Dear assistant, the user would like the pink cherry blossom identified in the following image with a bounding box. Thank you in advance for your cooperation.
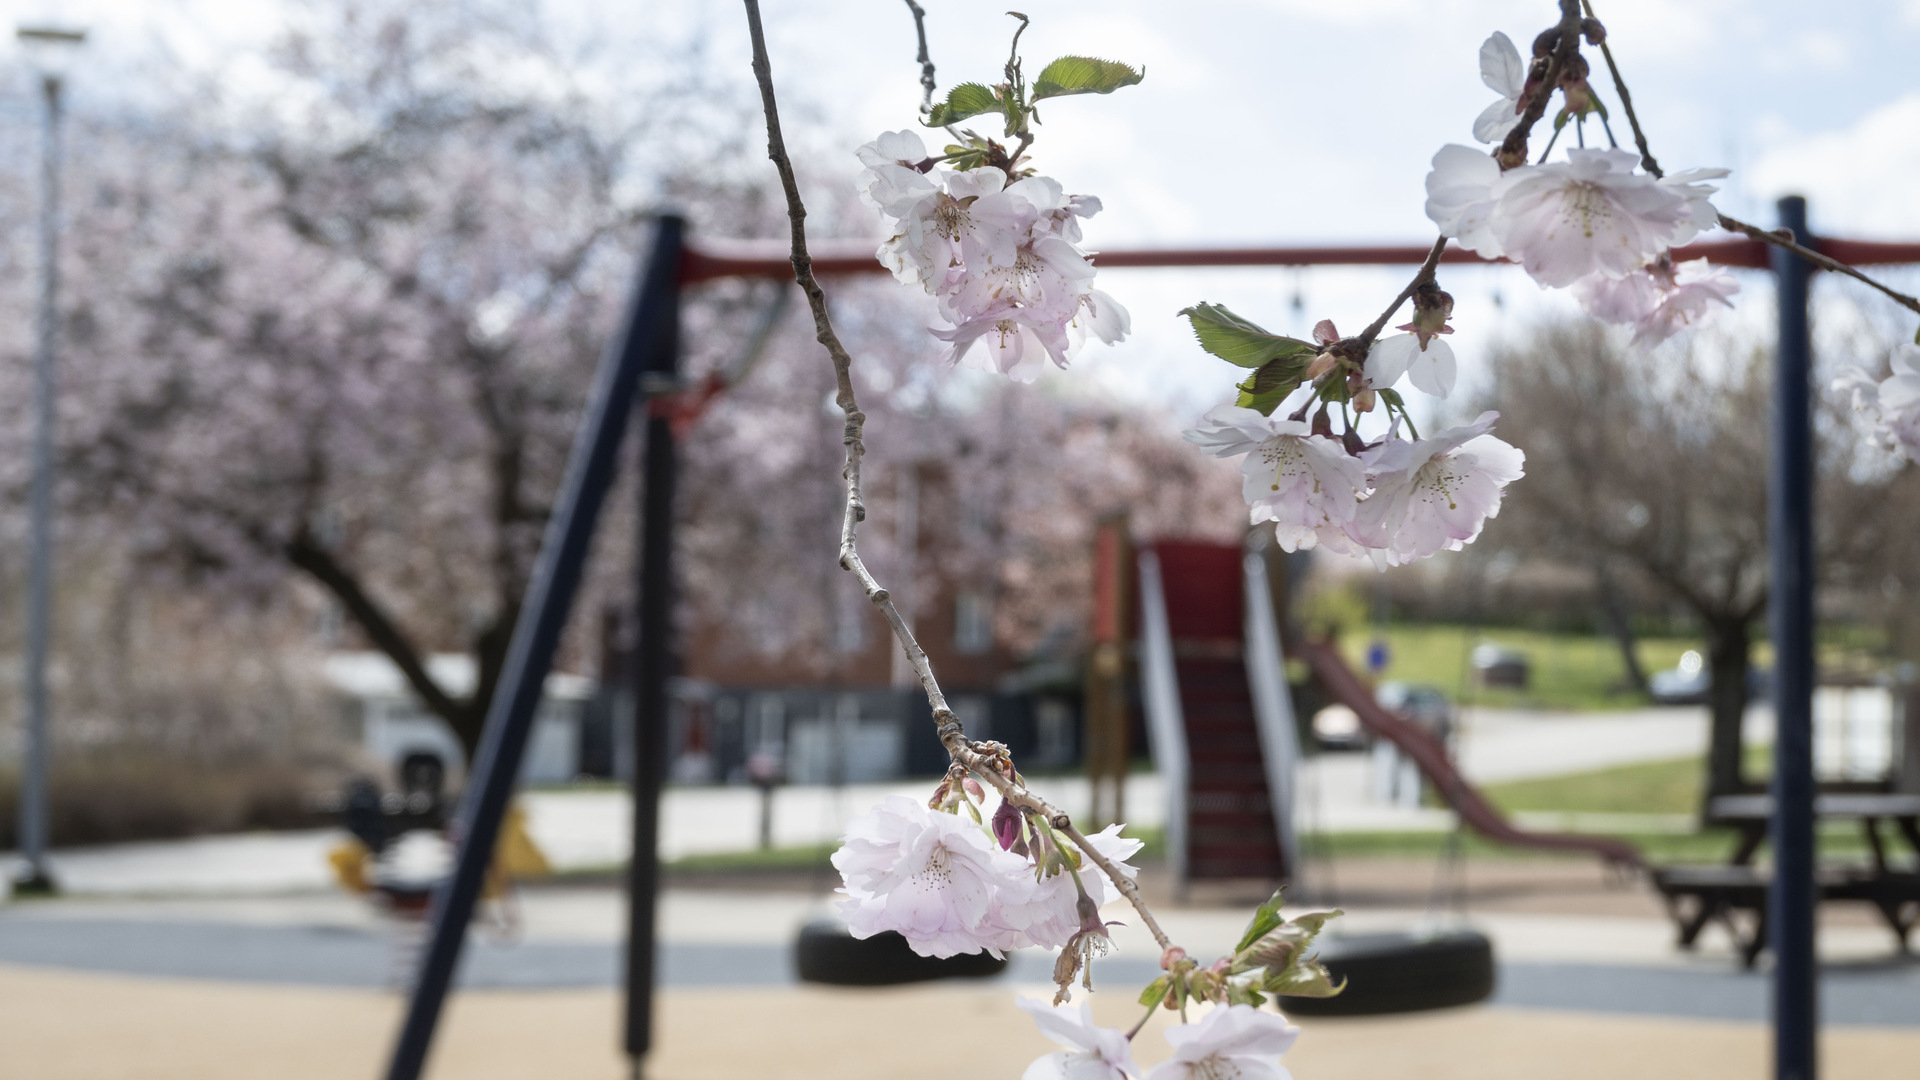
[832,795,1034,958]
[1145,1005,1301,1080]
[1490,148,1691,287]
[1572,258,1740,346]
[1349,413,1526,567]
[1017,997,1138,1080]
[857,132,1129,378]
[1184,405,1370,553]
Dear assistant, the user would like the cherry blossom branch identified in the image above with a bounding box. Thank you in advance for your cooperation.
[1714,212,1920,318]
[1494,0,1587,170]
[1356,236,1449,347]
[741,0,1175,954]
[1575,1,1920,320]
[902,0,938,114]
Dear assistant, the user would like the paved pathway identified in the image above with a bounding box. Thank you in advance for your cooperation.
[0,703,1757,896]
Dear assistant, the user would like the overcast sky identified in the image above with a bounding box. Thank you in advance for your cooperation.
[10,0,1920,422]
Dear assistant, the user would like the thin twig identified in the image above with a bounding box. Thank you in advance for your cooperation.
[740,0,1174,953]
[1357,237,1449,347]
[902,0,938,114]
[1717,213,1920,318]
[1580,0,1660,177]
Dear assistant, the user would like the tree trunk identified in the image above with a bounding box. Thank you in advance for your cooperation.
[1593,557,1648,694]
[1703,617,1753,804]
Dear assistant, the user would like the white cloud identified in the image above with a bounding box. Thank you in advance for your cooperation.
[1746,93,1920,234]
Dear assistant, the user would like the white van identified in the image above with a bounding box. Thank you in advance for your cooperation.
[322,651,591,793]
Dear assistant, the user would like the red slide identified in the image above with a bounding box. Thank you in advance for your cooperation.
[1300,641,1644,870]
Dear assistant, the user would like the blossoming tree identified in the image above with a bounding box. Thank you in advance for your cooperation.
[737,0,1920,1073]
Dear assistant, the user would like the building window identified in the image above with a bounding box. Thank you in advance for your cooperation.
[953,589,993,655]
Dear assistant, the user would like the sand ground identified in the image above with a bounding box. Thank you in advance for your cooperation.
[4,961,1917,1080]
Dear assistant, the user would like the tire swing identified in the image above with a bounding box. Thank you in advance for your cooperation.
[795,918,1008,986]
[1278,927,1495,1016]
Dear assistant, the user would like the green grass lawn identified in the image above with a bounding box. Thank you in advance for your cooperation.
[1315,620,1889,713]
[1334,624,1701,711]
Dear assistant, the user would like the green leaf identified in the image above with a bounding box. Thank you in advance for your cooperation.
[1181,303,1318,370]
[1031,56,1144,101]
[1138,975,1171,1008]
[1234,890,1289,953]
[1378,387,1406,413]
[1267,954,1345,999]
[926,83,1003,127]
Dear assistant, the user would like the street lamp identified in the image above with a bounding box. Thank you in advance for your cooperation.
[12,23,85,896]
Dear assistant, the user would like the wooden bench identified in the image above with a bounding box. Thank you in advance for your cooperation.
[1652,864,1920,968]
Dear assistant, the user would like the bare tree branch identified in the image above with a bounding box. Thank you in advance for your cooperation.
[902,0,938,114]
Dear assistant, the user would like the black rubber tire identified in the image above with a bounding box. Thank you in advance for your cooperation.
[794,917,1010,986]
[1279,929,1495,1015]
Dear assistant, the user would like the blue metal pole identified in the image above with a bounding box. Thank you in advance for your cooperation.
[1768,194,1817,1080]
[624,249,680,1066]
[382,215,684,1080]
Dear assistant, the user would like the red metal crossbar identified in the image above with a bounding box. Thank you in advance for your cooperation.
[680,236,1920,284]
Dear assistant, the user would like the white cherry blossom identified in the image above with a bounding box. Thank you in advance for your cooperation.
[1833,344,1920,461]
[855,130,939,218]
[832,795,1034,958]
[1017,997,1138,1080]
[992,824,1143,950]
[1660,167,1730,246]
[1489,148,1690,287]
[1350,412,1526,567]
[1472,32,1526,144]
[1145,1005,1301,1080]
[1184,405,1370,553]
[1366,333,1457,398]
[1423,144,1508,256]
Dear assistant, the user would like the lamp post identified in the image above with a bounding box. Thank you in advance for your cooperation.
[12,24,85,896]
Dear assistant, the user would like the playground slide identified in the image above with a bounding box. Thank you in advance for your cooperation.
[1299,641,1644,870]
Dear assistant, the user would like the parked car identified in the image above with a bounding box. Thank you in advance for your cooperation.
[1470,643,1530,688]
[1648,650,1709,704]
[1647,650,1773,704]
[1377,680,1454,743]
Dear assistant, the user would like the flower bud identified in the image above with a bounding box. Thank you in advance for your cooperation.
[1354,387,1377,414]
[991,798,1028,854]
[1160,946,1188,971]
[1305,350,1338,382]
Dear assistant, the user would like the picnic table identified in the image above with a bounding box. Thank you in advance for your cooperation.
[1651,793,1920,966]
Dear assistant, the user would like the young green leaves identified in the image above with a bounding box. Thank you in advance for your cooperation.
[1032,56,1146,101]
[924,53,1143,137]
[926,82,1004,128]
[1136,890,1343,1017]
[1224,890,1343,1006]
[1180,303,1318,416]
